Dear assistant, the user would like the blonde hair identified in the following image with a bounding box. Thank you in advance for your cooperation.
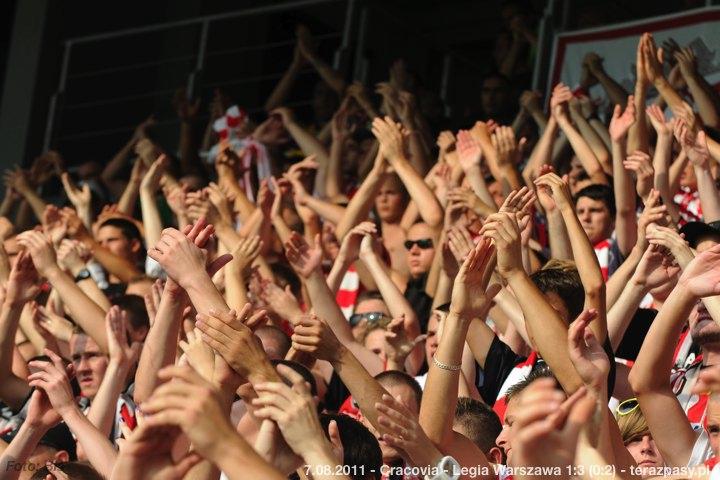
[617,407,650,444]
[542,259,577,272]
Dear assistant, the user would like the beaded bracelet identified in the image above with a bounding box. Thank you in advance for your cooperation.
[432,356,462,371]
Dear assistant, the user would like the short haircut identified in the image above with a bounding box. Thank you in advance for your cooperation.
[574,184,616,217]
[375,370,423,409]
[453,397,502,454]
[530,266,584,321]
[255,325,291,359]
[113,294,149,334]
[99,218,143,244]
[504,364,556,403]
[616,406,650,445]
[30,462,102,480]
[357,290,384,303]
[320,413,382,480]
[271,359,317,397]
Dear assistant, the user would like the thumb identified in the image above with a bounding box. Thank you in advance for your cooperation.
[207,253,233,277]
[328,419,344,460]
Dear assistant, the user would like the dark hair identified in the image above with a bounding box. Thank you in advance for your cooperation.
[255,326,291,360]
[113,294,149,336]
[320,414,382,480]
[481,71,512,88]
[574,184,616,217]
[454,397,502,455]
[530,267,584,321]
[30,461,103,480]
[271,359,318,397]
[99,218,143,244]
[504,364,556,403]
[357,290,384,303]
[435,302,451,313]
[375,371,422,409]
[270,262,302,298]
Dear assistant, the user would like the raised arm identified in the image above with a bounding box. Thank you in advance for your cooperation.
[609,97,639,256]
[584,52,629,110]
[675,122,720,222]
[675,46,720,129]
[481,212,584,394]
[17,231,109,353]
[139,155,168,250]
[647,105,681,223]
[334,150,386,240]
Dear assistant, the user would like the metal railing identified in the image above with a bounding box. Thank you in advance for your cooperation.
[43,0,356,152]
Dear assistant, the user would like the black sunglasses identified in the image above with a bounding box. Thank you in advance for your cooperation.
[349,311,386,327]
[404,239,434,250]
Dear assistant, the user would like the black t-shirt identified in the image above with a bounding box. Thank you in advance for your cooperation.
[323,370,351,412]
[476,334,617,405]
[404,274,433,333]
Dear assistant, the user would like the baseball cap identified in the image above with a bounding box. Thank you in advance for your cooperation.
[1,421,77,460]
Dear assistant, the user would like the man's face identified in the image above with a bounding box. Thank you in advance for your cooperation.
[405,223,436,278]
[361,382,419,463]
[575,196,613,244]
[375,176,405,223]
[624,433,664,474]
[22,446,69,480]
[425,312,442,364]
[706,398,720,458]
[496,395,520,465]
[689,302,720,347]
[97,225,137,260]
[70,333,109,399]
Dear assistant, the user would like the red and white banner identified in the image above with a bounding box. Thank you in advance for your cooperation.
[547,7,720,106]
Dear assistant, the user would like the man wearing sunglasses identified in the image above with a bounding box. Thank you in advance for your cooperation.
[403,222,438,332]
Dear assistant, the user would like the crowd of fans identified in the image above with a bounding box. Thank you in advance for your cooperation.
[2,15,720,480]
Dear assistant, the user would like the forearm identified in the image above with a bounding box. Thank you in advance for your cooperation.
[178,121,201,175]
[694,166,720,222]
[465,166,498,213]
[547,211,573,260]
[325,139,344,199]
[62,407,118,479]
[305,272,354,345]
[140,190,163,251]
[523,117,558,182]
[573,113,611,175]
[361,253,419,333]
[325,256,350,294]
[225,267,250,312]
[607,278,648,350]
[45,267,109,352]
[628,84,649,154]
[265,62,301,111]
[594,70,629,110]
[0,302,23,381]
[81,238,142,283]
[210,431,285,480]
[87,361,130,435]
[133,291,186,403]
[17,188,47,222]
[270,212,293,247]
[394,158,443,227]
[685,75,720,128]
[653,134,681,222]
[334,169,383,240]
[286,122,330,165]
[491,286,531,346]
[331,346,388,429]
[307,55,346,96]
[589,118,611,150]
[506,271,584,393]
[405,130,430,174]
[611,138,637,255]
[214,221,242,252]
[117,180,141,216]
[303,196,345,225]
[557,120,606,183]
[630,286,695,392]
[419,312,466,445]
[606,246,642,309]
[0,422,47,480]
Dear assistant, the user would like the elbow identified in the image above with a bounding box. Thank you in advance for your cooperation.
[424,208,443,228]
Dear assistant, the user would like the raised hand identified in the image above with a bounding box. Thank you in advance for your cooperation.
[512,379,596,470]
[60,172,91,214]
[533,172,573,212]
[375,393,442,468]
[16,231,58,278]
[678,243,720,297]
[674,119,710,169]
[179,329,215,381]
[624,150,654,200]
[284,232,322,278]
[480,212,522,279]
[449,236,499,318]
[105,306,141,369]
[519,90,543,114]
[436,131,456,153]
[636,189,668,250]
[337,221,376,265]
[57,239,90,276]
[646,225,694,269]
[371,116,405,164]
[290,313,344,363]
[491,126,526,167]
[140,154,169,194]
[3,167,32,194]
[27,349,76,417]
[252,364,332,460]
[675,46,698,80]
[608,96,636,141]
[446,225,475,265]
[229,235,262,274]
[256,278,303,323]
[455,130,482,172]
[384,315,426,367]
[568,309,609,391]
[24,388,61,431]
[646,104,672,137]
[549,83,573,123]
[35,303,74,343]
[195,304,274,383]
[4,250,40,306]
